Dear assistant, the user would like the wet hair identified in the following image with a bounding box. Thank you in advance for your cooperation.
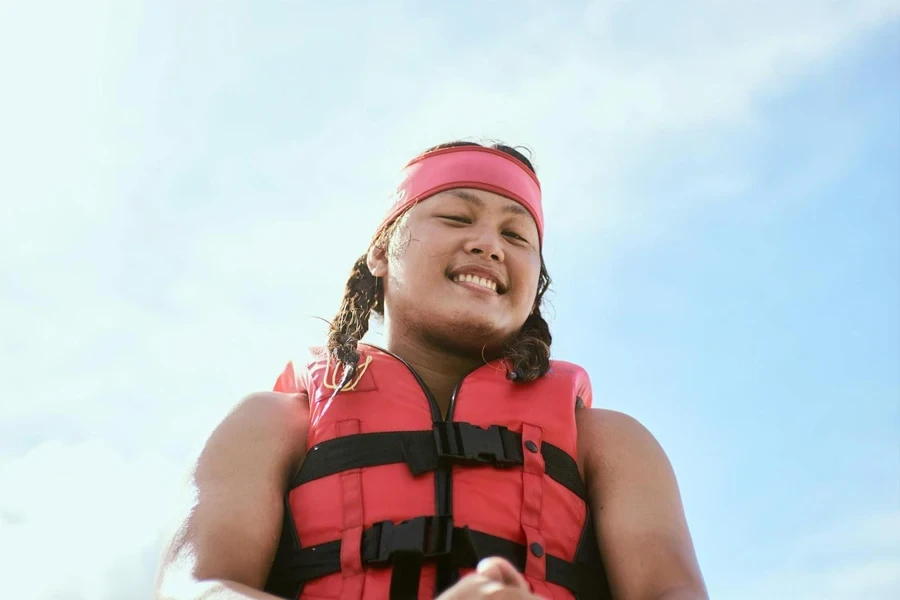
[326,140,553,388]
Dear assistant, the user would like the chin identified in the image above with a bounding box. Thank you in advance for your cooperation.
[423,315,516,356]
[424,331,507,359]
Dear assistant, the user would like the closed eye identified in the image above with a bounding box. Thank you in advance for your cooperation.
[440,215,471,224]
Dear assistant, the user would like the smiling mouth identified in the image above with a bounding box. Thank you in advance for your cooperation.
[450,273,504,294]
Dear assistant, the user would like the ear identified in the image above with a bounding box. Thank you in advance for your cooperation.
[366,244,388,278]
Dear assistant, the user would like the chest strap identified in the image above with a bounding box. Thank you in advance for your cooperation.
[292,422,587,501]
[266,515,609,600]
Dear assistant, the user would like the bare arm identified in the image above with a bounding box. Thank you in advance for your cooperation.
[577,409,708,600]
[154,392,310,600]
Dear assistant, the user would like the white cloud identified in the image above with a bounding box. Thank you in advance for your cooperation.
[0,440,185,600]
[722,510,900,600]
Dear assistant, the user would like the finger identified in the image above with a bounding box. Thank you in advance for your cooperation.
[476,557,529,589]
[436,573,505,600]
[490,589,542,600]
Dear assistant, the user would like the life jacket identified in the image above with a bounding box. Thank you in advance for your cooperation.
[264,344,611,600]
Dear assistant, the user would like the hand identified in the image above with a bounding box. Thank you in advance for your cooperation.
[435,557,544,599]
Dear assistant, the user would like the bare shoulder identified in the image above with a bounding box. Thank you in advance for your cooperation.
[575,408,672,488]
[575,406,647,435]
[220,391,310,441]
[206,391,311,478]
[576,408,663,458]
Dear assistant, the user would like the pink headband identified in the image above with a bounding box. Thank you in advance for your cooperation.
[375,146,544,244]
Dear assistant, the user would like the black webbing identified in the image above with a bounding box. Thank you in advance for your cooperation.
[294,431,437,484]
[293,423,587,501]
[452,528,606,599]
[266,516,452,600]
[388,552,424,600]
[266,519,605,599]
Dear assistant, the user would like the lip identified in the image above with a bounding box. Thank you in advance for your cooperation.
[447,264,508,294]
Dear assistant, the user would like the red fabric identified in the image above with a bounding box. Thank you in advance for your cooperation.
[338,420,365,599]
[273,360,310,395]
[520,423,549,595]
[282,345,590,599]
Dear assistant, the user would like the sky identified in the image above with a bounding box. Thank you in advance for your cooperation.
[0,1,898,599]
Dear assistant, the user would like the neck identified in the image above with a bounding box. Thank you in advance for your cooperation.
[383,334,488,418]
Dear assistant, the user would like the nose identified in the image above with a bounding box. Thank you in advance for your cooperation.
[464,228,505,262]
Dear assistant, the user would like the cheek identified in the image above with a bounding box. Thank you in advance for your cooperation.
[512,258,542,307]
[387,245,438,295]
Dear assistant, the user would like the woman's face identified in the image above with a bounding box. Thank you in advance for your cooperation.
[368,187,542,354]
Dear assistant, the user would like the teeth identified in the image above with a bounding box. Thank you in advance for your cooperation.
[453,273,498,292]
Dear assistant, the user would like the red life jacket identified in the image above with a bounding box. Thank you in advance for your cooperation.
[265,344,610,600]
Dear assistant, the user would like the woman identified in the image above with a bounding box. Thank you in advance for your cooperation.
[154,141,708,599]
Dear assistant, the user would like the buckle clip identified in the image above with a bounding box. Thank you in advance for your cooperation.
[433,422,519,468]
[370,516,453,565]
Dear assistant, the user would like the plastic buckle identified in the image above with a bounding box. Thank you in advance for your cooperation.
[371,516,453,565]
[433,422,518,468]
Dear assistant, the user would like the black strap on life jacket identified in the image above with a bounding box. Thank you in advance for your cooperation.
[265,515,610,600]
[292,422,588,501]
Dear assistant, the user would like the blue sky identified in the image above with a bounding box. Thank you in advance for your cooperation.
[1,2,898,599]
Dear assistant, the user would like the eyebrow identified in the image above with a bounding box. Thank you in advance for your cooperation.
[447,189,531,218]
